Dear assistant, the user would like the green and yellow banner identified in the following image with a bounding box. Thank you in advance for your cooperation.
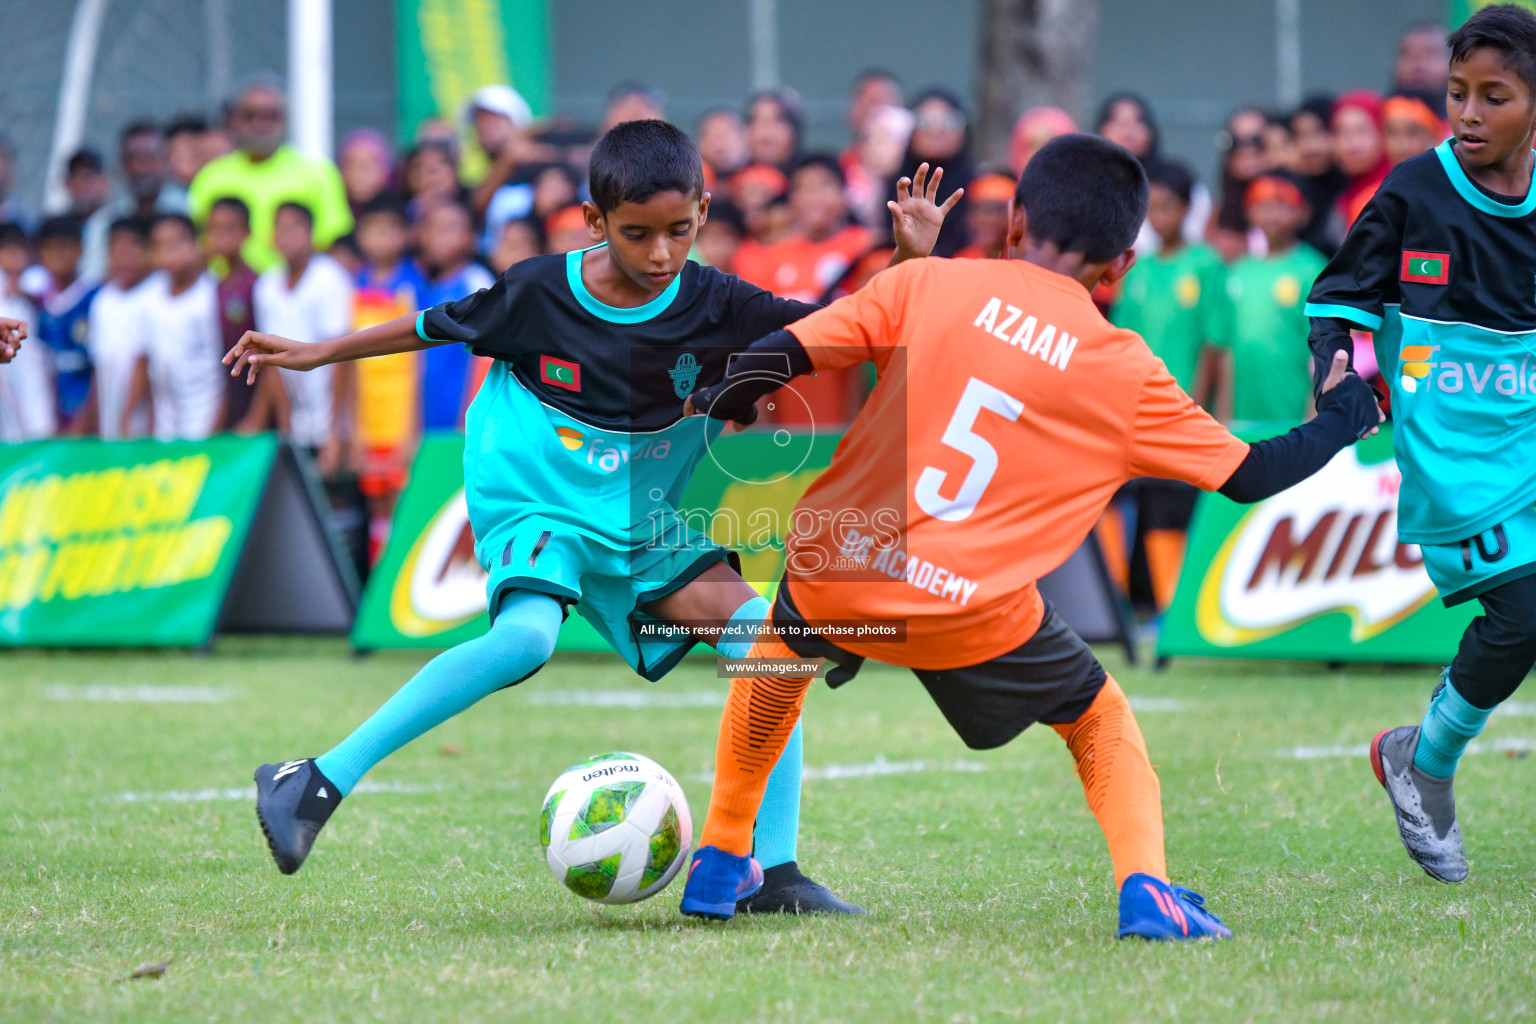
[396,0,549,179]
[0,436,277,647]
[1450,0,1536,27]
[1159,427,1478,663]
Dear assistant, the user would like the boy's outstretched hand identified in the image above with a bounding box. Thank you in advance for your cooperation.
[0,317,27,363]
[225,331,321,384]
[1317,349,1385,439]
[889,163,964,261]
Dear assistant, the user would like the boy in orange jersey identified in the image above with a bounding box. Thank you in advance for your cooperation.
[678,134,1384,939]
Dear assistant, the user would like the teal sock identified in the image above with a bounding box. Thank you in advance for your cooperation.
[715,595,769,659]
[315,591,561,796]
[1413,673,1493,779]
[753,719,803,869]
[711,594,800,869]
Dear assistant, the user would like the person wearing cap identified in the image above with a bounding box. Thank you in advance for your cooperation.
[1214,171,1328,425]
[188,73,353,272]
[466,84,541,220]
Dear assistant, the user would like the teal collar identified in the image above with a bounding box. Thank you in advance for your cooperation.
[1434,139,1536,218]
[565,244,682,323]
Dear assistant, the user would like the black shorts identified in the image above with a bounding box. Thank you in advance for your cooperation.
[771,580,1107,750]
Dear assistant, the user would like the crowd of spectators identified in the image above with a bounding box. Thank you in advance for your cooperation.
[0,20,1451,573]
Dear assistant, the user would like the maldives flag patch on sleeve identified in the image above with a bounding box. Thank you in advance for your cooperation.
[1401,250,1450,284]
[539,354,582,391]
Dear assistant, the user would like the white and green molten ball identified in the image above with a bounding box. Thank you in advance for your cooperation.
[539,752,692,905]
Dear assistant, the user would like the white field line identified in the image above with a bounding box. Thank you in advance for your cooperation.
[45,684,236,703]
[115,758,987,803]
[1498,702,1536,716]
[524,690,726,708]
[1284,736,1536,760]
[113,780,461,804]
[690,755,987,785]
[527,691,1189,712]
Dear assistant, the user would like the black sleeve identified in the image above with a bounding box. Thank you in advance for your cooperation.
[418,268,523,359]
[723,274,824,347]
[687,329,814,425]
[1218,374,1381,503]
[1304,182,1406,396]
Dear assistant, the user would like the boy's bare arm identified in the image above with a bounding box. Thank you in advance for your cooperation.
[224,312,445,384]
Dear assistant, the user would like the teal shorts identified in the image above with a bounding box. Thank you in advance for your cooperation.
[1420,504,1536,606]
[481,515,735,681]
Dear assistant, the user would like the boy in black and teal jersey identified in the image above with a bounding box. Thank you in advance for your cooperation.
[1305,5,1536,883]
[227,120,959,912]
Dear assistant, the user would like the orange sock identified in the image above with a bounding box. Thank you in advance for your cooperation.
[1144,528,1188,611]
[698,635,812,857]
[1051,675,1167,886]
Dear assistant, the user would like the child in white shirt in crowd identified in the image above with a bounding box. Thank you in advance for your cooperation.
[82,217,154,438]
[254,202,354,472]
[0,221,53,441]
[129,213,225,440]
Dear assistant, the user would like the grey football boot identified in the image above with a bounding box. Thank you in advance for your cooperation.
[1369,726,1468,883]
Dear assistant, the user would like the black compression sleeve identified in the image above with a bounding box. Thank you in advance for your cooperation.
[1309,318,1355,398]
[1218,374,1379,503]
[688,329,814,425]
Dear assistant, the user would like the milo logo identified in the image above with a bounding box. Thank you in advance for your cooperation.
[1197,447,1436,644]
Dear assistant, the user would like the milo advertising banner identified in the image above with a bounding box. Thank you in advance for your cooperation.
[0,437,358,647]
[1159,427,1478,662]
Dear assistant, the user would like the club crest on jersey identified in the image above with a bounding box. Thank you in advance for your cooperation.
[669,352,701,398]
[1401,250,1450,285]
[540,354,581,391]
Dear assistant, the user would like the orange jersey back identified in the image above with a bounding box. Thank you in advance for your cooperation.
[781,257,1248,669]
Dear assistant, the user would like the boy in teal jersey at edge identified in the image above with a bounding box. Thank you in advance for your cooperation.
[226,120,960,913]
[1307,5,1536,884]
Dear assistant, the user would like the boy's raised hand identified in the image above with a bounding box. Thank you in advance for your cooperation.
[225,331,320,385]
[889,162,964,260]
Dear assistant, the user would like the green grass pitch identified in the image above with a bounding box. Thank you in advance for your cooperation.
[4,639,1535,1022]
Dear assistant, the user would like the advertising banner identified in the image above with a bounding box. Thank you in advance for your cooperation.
[396,0,549,151]
[1158,427,1478,663]
[354,431,1134,656]
[0,437,357,647]
[352,431,841,651]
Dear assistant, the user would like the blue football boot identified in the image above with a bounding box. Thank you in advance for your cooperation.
[678,845,763,920]
[1117,872,1232,940]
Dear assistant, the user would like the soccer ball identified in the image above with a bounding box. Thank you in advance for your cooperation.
[539,752,692,905]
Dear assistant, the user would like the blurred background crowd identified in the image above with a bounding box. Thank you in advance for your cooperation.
[0,13,1449,584]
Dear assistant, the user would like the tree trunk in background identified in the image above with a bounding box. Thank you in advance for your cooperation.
[976,0,1100,166]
